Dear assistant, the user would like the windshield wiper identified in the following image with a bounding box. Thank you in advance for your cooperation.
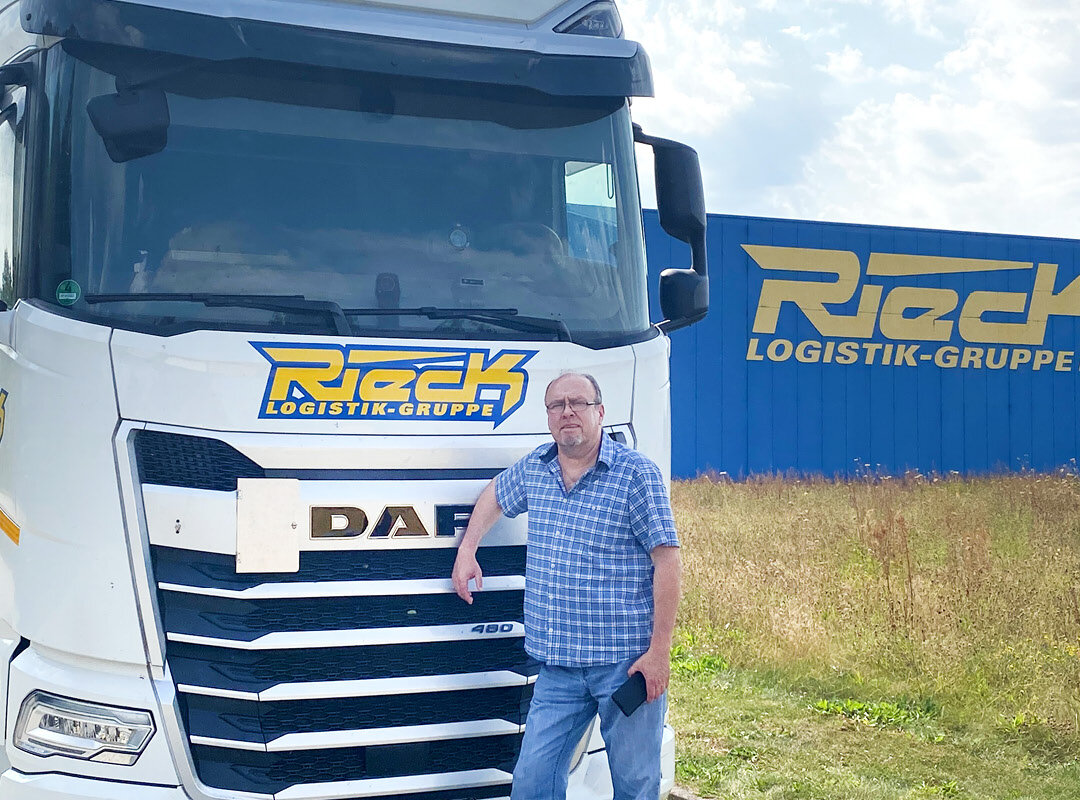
[343,306,573,342]
[85,293,353,335]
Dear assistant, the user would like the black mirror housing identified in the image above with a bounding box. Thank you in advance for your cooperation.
[659,268,708,331]
[653,144,706,247]
[87,89,170,163]
[635,124,709,331]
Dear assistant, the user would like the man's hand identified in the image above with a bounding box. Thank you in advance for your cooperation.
[451,480,503,603]
[629,545,681,702]
[452,549,483,604]
[628,646,670,703]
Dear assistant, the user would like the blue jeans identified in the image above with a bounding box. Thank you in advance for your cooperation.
[511,657,666,800]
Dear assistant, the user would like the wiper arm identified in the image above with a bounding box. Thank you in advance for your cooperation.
[429,309,573,343]
[343,306,573,342]
[85,293,353,336]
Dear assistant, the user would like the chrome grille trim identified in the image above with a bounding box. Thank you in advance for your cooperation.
[178,670,537,702]
[159,575,525,599]
[273,769,513,800]
[191,719,524,752]
[168,622,525,650]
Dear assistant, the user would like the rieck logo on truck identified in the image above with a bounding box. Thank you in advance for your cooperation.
[744,245,1080,372]
[253,343,536,427]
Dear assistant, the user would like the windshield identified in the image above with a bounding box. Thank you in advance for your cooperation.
[33,41,651,346]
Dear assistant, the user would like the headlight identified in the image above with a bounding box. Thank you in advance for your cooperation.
[555,1,624,38]
[14,691,155,765]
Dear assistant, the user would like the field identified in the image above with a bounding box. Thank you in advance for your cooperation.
[668,473,1080,799]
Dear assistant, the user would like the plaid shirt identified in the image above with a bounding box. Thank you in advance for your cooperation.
[495,435,679,666]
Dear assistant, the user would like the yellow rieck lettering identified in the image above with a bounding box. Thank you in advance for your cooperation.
[747,245,1080,349]
[0,506,19,545]
[255,344,534,423]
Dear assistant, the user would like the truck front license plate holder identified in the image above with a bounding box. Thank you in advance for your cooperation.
[236,478,301,573]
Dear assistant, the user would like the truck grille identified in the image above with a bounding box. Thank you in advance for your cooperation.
[150,541,531,797]
[191,737,523,795]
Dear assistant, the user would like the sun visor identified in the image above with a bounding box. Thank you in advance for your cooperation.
[20,0,655,97]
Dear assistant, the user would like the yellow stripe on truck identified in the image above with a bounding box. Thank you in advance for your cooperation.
[0,506,18,545]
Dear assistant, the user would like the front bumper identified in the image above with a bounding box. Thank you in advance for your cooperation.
[1,769,186,799]
[2,724,676,800]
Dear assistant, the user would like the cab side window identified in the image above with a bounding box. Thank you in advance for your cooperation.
[564,160,618,267]
[0,93,18,311]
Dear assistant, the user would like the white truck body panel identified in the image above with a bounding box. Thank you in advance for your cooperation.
[110,329,637,435]
[0,771,188,798]
[252,0,571,24]
[108,0,570,24]
[631,334,674,483]
[1,307,146,665]
[0,618,16,768]
[5,646,179,785]
[96,0,639,56]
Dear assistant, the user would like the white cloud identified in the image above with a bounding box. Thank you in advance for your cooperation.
[880,64,927,85]
[736,39,773,66]
[820,45,868,82]
[622,0,1080,238]
[620,0,761,205]
[620,0,755,137]
[781,24,811,40]
[881,0,948,38]
[771,0,1080,237]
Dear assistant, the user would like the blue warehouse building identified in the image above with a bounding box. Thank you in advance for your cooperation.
[643,211,1080,479]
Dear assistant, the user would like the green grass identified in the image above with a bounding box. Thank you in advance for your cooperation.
[668,474,1080,799]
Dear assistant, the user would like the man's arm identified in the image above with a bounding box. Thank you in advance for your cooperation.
[628,545,682,702]
[451,480,504,604]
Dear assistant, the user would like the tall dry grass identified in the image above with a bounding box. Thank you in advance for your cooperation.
[673,473,1080,739]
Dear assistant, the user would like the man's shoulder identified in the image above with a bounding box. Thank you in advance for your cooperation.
[527,442,557,462]
[504,442,556,474]
[608,439,664,478]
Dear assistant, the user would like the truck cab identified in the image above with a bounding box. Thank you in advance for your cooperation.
[0,1,708,798]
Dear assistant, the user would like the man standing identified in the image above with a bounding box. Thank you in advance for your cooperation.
[452,372,681,800]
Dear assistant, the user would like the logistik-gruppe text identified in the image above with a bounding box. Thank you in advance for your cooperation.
[746,339,1079,371]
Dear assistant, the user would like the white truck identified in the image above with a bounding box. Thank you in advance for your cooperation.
[0,1,708,798]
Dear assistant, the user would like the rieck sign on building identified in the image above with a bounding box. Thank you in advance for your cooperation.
[644,211,1080,478]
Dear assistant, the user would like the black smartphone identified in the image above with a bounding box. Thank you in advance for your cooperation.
[612,671,647,716]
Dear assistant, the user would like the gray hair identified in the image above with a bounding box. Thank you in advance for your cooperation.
[546,371,602,404]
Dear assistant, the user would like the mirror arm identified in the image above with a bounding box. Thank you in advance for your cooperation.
[657,306,706,333]
[633,123,682,151]
[690,238,708,278]
[0,62,34,89]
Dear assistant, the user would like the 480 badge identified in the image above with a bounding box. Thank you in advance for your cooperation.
[472,623,517,635]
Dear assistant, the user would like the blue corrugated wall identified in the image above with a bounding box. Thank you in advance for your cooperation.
[643,211,1080,478]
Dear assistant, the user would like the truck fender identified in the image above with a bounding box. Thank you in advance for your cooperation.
[0,618,25,749]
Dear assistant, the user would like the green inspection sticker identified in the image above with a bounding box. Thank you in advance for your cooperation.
[56,280,81,306]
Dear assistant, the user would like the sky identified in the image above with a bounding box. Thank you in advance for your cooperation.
[621,0,1080,239]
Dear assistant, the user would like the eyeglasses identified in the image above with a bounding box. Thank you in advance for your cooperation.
[545,398,601,414]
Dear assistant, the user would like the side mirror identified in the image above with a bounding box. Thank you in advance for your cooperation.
[87,89,170,163]
[635,124,708,332]
[658,267,708,327]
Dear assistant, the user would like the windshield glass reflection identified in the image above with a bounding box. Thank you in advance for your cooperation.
[36,42,651,345]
